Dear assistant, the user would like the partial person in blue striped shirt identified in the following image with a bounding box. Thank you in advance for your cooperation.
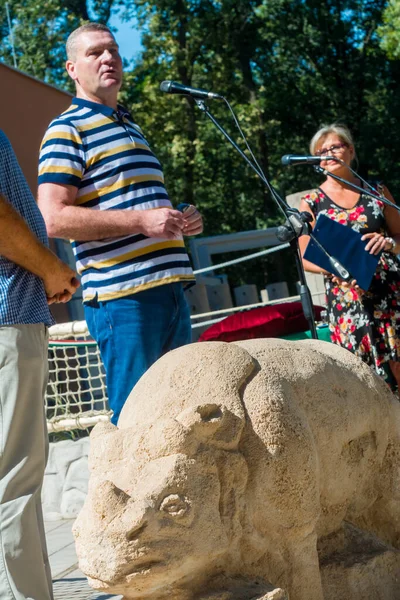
[38,22,203,425]
[0,129,79,600]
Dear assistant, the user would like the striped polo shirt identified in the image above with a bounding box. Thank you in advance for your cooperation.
[38,97,194,303]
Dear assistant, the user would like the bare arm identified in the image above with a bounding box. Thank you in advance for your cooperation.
[362,185,400,254]
[37,182,186,241]
[0,193,79,302]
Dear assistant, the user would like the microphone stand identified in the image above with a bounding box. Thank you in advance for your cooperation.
[194,98,318,339]
[314,164,400,212]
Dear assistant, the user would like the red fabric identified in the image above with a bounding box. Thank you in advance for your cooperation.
[199,302,323,343]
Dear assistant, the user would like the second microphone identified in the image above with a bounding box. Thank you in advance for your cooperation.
[281,154,338,166]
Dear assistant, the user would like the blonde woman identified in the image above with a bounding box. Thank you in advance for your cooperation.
[299,123,400,391]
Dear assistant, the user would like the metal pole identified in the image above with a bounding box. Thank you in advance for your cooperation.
[194,98,319,339]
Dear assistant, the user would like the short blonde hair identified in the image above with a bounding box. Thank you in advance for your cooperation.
[310,123,355,156]
[66,22,115,61]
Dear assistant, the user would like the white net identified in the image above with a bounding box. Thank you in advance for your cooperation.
[46,321,111,432]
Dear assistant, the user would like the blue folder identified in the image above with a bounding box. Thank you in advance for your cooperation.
[303,213,380,290]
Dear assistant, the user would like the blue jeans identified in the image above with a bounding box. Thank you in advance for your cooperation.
[84,283,191,425]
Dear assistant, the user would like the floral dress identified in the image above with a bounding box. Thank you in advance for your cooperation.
[303,187,400,389]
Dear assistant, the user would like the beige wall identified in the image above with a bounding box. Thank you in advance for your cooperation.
[0,63,72,195]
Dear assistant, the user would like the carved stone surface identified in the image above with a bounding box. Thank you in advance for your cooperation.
[73,339,400,600]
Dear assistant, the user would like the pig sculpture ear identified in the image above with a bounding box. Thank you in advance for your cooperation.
[175,403,244,450]
[88,421,120,472]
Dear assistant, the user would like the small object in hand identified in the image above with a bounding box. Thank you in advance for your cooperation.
[176,203,191,213]
[385,236,396,251]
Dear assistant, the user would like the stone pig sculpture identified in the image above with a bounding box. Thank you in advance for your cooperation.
[73,338,400,600]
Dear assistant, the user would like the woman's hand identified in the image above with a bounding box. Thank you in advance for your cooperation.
[361,232,392,254]
[331,276,361,290]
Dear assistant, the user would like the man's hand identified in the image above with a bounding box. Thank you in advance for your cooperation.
[43,261,80,304]
[138,208,185,239]
[181,205,203,236]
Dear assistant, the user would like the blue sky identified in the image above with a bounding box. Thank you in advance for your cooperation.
[108,13,143,63]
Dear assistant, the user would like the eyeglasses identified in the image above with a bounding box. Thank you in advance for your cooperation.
[315,142,348,156]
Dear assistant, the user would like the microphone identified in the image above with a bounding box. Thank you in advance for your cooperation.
[160,80,223,100]
[281,154,338,166]
[328,257,351,281]
[309,232,353,281]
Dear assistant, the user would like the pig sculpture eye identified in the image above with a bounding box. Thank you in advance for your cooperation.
[159,494,190,517]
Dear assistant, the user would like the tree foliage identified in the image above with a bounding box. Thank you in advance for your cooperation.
[119,1,400,212]
[379,0,400,59]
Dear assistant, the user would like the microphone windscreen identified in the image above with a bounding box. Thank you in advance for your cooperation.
[160,81,172,93]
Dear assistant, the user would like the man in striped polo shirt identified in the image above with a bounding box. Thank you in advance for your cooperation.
[38,22,203,425]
